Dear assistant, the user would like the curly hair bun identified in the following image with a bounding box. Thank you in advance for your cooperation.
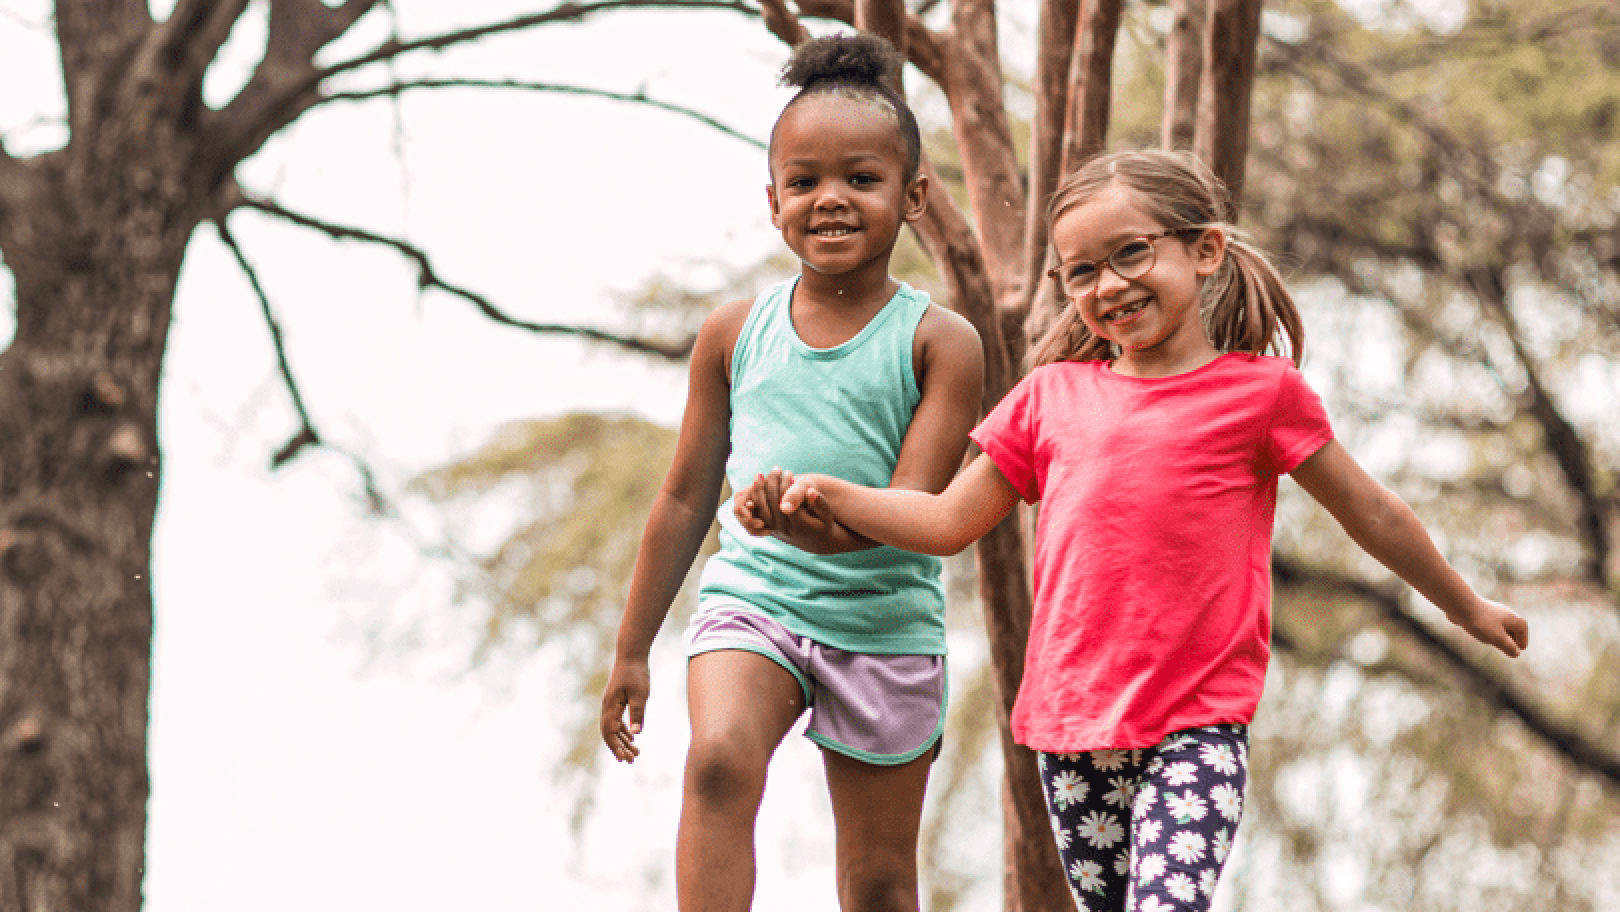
[779,32,903,92]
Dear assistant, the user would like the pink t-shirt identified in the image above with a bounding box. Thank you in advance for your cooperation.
[970,353,1334,751]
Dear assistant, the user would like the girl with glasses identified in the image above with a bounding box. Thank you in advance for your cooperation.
[736,148,1529,912]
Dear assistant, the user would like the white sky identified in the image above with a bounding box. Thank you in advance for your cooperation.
[1,2,898,909]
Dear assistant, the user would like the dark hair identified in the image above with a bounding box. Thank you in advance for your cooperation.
[771,33,922,182]
[1029,149,1306,369]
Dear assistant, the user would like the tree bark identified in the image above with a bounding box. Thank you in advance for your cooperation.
[1194,0,1263,207]
[1162,0,1204,150]
[0,126,200,912]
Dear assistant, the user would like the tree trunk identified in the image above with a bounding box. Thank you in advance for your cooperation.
[0,132,198,912]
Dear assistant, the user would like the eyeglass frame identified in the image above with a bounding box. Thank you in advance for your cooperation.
[1046,228,1205,299]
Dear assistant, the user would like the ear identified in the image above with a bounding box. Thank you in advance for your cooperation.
[1191,226,1227,278]
[766,183,781,230]
[902,172,929,223]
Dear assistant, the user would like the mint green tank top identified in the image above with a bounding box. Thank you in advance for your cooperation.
[697,277,946,655]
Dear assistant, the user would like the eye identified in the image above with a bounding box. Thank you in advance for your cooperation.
[786,175,815,190]
[849,173,880,187]
[1066,262,1098,282]
[1112,240,1154,268]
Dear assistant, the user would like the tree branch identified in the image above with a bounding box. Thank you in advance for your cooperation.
[317,0,756,82]
[214,215,323,469]
[1161,0,1203,150]
[758,0,810,46]
[793,0,946,85]
[235,195,696,361]
[315,78,765,149]
[1016,0,1077,320]
[1193,0,1262,208]
[1273,553,1620,790]
[1061,0,1121,172]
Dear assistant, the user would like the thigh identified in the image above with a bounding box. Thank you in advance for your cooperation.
[1040,749,1136,911]
[686,649,808,761]
[1129,726,1249,911]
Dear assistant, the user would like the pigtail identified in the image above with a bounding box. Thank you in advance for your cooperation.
[1202,234,1306,367]
[1027,305,1113,370]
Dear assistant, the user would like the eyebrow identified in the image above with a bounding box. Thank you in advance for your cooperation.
[1061,229,1158,261]
[781,153,887,168]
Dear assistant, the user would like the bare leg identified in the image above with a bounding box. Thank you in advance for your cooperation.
[678,650,807,911]
[823,747,934,912]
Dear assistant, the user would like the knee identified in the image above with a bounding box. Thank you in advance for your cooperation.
[683,735,768,812]
[839,860,917,912]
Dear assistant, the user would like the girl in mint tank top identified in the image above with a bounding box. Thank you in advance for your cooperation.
[745,149,1529,912]
[599,34,984,912]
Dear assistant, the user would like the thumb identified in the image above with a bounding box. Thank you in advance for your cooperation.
[627,692,646,734]
[779,478,807,514]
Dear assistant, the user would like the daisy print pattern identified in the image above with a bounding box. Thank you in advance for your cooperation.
[1037,724,1249,912]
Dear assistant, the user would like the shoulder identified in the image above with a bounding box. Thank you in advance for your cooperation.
[693,296,760,381]
[915,300,981,352]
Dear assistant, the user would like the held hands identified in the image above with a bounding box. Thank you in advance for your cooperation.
[599,657,650,763]
[1449,596,1531,659]
[732,468,838,552]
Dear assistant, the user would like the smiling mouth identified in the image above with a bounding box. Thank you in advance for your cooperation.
[809,226,858,237]
[1103,298,1150,322]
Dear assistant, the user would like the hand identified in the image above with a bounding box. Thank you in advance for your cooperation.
[733,475,773,537]
[599,657,651,763]
[1448,597,1530,658]
[740,468,839,553]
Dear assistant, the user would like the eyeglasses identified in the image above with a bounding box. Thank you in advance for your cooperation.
[1047,229,1200,299]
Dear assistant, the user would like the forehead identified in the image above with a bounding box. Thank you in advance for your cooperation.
[770,93,906,169]
[1052,184,1160,259]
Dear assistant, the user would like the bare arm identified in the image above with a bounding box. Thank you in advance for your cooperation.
[740,302,987,554]
[768,453,1023,557]
[1290,439,1529,658]
[599,300,746,762]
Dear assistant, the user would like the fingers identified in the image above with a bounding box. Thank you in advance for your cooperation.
[600,691,639,763]
[733,484,769,536]
[779,475,810,515]
[1499,608,1530,658]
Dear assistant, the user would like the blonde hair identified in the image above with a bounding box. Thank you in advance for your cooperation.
[1028,149,1305,370]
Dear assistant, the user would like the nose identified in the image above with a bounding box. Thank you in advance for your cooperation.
[814,181,848,211]
[1092,261,1131,299]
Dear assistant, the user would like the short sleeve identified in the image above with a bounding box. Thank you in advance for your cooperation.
[1264,363,1335,475]
[970,372,1041,503]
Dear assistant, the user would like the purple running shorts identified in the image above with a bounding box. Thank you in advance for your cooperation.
[684,600,946,765]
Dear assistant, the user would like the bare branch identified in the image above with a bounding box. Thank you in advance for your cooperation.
[1464,266,1613,587]
[1273,554,1620,789]
[758,0,810,46]
[317,1,756,82]
[316,78,766,149]
[793,0,946,85]
[55,0,149,140]
[214,215,323,469]
[133,0,251,105]
[237,195,697,361]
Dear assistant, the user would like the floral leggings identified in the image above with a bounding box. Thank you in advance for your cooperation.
[1037,724,1249,912]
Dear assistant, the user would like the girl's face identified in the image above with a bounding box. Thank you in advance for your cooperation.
[1051,183,1224,369]
[767,95,926,283]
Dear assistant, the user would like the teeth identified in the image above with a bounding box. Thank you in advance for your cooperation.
[1105,300,1148,321]
[814,228,854,237]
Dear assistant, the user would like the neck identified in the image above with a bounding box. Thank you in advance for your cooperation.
[1112,334,1221,378]
[794,259,898,311]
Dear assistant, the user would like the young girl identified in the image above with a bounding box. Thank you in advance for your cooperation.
[598,33,984,912]
[737,149,1529,912]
